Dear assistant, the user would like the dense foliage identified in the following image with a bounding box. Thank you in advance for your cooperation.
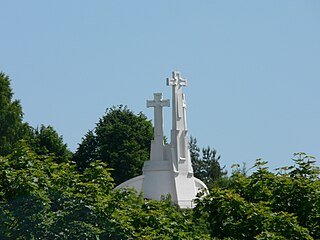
[27,125,72,163]
[0,72,29,156]
[0,142,209,239]
[73,105,153,185]
[194,153,320,239]
[190,137,227,188]
[2,142,319,239]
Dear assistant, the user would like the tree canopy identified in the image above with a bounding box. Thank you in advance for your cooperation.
[2,142,319,239]
[27,125,72,163]
[0,141,209,239]
[73,105,153,185]
[189,137,227,188]
[0,72,29,156]
[194,153,320,239]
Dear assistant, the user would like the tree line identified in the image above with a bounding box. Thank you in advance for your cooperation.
[1,72,319,239]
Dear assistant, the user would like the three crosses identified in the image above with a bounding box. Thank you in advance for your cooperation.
[147,71,187,140]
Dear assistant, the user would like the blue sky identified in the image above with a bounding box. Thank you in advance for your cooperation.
[1,1,319,172]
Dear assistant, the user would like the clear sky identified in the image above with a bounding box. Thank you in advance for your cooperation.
[1,1,319,172]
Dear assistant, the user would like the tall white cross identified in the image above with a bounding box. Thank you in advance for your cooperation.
[167,71,187,127]
[166,71,187,88]
[147,93,170,141]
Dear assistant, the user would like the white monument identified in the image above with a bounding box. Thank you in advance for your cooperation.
[115,71,208,208]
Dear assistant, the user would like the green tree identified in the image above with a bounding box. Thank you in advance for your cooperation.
[73,105,153,185]
[113,193,210,239]
[0,141,123,239]
[72,130,98,171]
[195,153,320,239]
[0,141,209,239]
[189,137,227,188]
[0,72,30,156]
[194,188,312,239]
[27,124,72,163]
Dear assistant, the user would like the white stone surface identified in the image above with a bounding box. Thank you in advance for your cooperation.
[115,71,208,208]
[146,93,170,162]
